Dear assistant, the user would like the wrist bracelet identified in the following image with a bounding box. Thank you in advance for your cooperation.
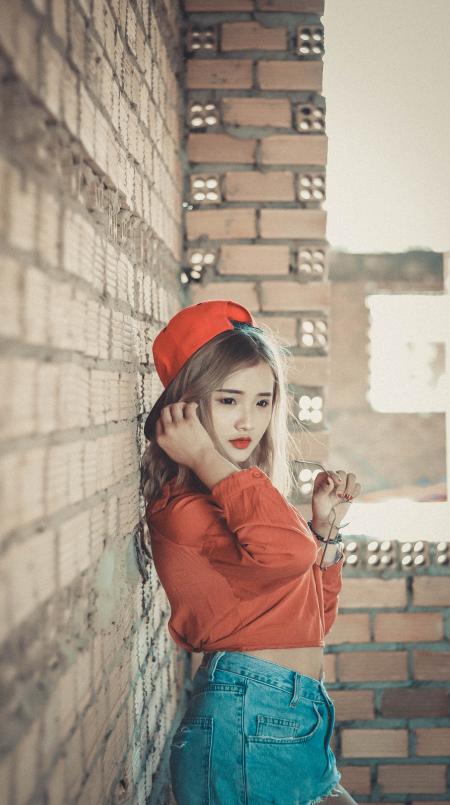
[307,520,343,545]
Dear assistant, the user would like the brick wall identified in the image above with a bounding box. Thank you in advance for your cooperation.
[184,0,331,480]
[183,2,449,804]
[0,1,186,803]
[321,543,450,802]
[328,251,445,499]
[1,2,448,804]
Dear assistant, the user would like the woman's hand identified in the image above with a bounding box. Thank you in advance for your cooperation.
[311,470,361,530]
[155,401,216,470]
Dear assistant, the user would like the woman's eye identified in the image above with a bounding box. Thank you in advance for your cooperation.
[218,398,269,408]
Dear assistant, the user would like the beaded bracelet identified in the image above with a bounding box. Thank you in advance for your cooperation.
[307,519,344,545]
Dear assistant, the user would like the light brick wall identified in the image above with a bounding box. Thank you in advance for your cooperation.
[325,544,450,802]
[327,251,444,499]
[184,0,330,483]
[183,5,449,804]
[1,3,448,805]
[0,1,185,803]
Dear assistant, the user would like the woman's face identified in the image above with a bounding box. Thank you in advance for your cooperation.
[209,362,274,462]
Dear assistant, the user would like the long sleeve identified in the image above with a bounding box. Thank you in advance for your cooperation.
[320,555,344,635]
[146,468,338,652]
[208,466,318,583]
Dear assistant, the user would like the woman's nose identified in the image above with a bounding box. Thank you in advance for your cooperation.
[235,411,254,429]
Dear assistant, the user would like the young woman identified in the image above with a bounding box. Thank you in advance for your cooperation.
[141,299,361,805]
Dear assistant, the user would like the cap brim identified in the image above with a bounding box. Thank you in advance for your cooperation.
[143,388,167,440]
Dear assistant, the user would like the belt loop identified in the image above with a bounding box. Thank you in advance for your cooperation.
[289,672,301,708]
[207,650,226,681]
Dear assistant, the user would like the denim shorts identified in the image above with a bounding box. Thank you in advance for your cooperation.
[169,650,341,805]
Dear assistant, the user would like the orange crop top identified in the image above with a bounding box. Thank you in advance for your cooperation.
[145,465,344,653]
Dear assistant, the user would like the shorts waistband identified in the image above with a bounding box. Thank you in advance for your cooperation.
[200,650,329,704]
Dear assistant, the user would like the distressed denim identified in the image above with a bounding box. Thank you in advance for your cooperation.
[170,650,342,805]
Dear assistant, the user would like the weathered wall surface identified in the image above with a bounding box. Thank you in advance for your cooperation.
[183,0,331,523]
[326,537,450,802]
[0,1,186,803]
[328,250,445,499]
[182,3,449,804]
[1,1,448,804]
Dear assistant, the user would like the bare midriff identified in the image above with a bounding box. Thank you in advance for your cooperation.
[237,646,324,680]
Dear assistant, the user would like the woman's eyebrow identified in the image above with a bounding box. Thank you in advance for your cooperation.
[216,388,273,397]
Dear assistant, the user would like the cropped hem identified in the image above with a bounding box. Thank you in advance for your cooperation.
[309,770,342,805]
[198,640,325,652]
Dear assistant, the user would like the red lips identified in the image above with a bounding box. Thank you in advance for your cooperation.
[229,438,251,449]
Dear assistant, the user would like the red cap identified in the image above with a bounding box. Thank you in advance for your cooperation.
[144,299,256,439]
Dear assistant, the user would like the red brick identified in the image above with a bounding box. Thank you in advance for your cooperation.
[325,613,370,645]
[416,728,450,756]
[381,688,448,718]
[332,690,375,720]
[378,764,447,794]
[187,133,256,164]
[186,0,253,8]
[288,355,328,386]
[186,59,253,89]
[260,135,327,165]
[413,650,450,680]
[260,209,326,239]
[222,97,291,128]
[338,766,371,795]
[375,612,443,643]
[339,578,407,609]
[224,171,294,201]
[338,650,408,682]
[257,0,324,10]
[342,728,408,758]
[190,282,258,311]
[413,576,450,606]
[258,61,322,91]
[186,208,256,240]
[218,245,289,275]
[260,279,330,311]
[221,21,286,51]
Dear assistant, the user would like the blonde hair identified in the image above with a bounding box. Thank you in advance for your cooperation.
[140,320,300,509]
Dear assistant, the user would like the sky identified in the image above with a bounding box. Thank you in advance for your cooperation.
[323,0,450,253]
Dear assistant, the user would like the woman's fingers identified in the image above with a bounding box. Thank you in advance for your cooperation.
[327,470,360,500]
[159,401,198,427]
[342,472,356,497]
[160,401,186,423]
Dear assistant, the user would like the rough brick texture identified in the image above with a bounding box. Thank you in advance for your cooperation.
[222,96,291,127]
[224,170,295,201]
[0,1,186,804]
[186,59,253,89]
[2,3,449,805]
[221,21,287,51]
[258,60,323,90]
[326,560,450,802]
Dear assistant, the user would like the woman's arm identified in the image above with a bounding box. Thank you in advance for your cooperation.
[310,514,344,568]
[191,446,241,489]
